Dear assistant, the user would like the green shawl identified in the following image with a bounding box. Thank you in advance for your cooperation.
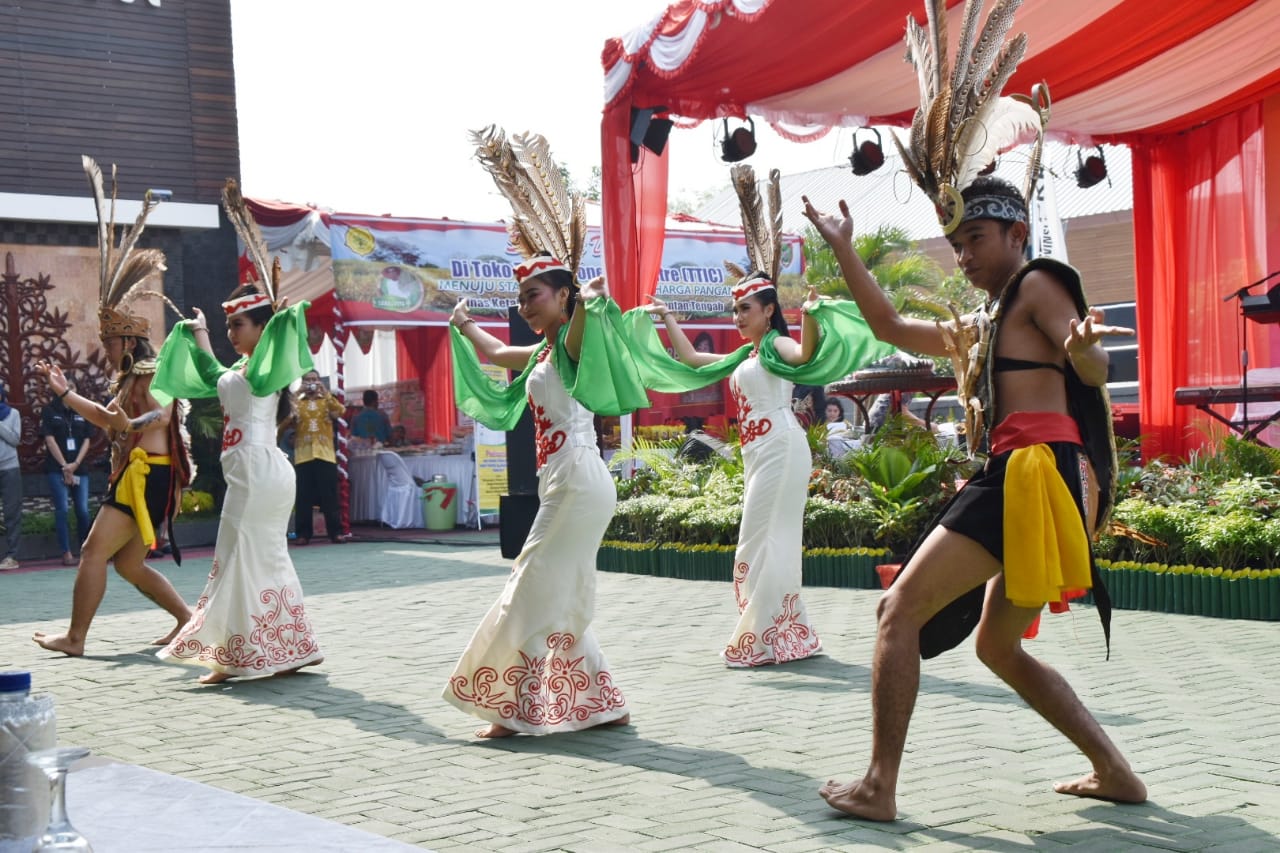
[451,296,651,432]
[617,298,894,392]
[150,302,314,405]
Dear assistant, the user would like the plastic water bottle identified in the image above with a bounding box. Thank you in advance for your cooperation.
[0,671,56,853]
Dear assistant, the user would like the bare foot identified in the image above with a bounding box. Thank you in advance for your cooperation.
[151,623,185,646]
[819,777,897,822]
[475,723,518,738]
[599,713,630,728]
[1054,768,1147,803]
[32,631,84,657]
[274,656,324,677]
[198,671,233,685]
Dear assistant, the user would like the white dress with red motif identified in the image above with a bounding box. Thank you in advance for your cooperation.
[444,349,628,733]
[722,353,821,667]
[158,371,322,677]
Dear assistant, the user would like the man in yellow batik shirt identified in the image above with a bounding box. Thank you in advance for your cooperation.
[291,369,347,545]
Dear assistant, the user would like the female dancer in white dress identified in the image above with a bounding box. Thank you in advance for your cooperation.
[444,265,632,737]
[152,288,322,684]
[647,278,826,667]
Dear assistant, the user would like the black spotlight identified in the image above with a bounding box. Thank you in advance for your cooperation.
[720,118,757,163]
[849,127,885,175]
[630,106,674,163]
[1075,146,1108,189]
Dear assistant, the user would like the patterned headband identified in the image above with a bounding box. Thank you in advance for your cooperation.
[961,193,1028,226]
[514,257,570,285]
[731,275,775,303]
[222,292,272,317]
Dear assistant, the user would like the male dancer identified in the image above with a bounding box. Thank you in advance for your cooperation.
[804,177,1146,819]
[33,157,191,656]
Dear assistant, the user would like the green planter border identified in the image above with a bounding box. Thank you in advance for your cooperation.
[598,541,891,589]
[1089,560,1280,621]
[598,545,1280,621]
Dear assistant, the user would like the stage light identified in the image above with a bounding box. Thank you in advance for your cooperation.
[848,127,884,175]
[630,106,674,163]
[1075,146,1108,189]
[720,118,757,163]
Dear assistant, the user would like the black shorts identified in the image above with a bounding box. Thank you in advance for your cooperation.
[906,442,1110,659]
[105,463,176,544]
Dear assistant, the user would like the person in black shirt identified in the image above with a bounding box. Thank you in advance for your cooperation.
[40,383,95,566]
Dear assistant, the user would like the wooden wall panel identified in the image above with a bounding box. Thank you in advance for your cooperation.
[0,0,238,205]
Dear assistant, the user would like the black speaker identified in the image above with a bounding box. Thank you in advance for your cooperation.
[500,306,541,557]
[630,106,673,163]
[499,493,540,559]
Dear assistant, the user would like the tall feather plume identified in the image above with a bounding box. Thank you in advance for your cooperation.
[222,179,275,303]
[730,165,768,276]
[723,260,748,280]
[470,125,587,275]
[81,155,165,309]
[897,0,1038,232]
[766,169,783,283]
[946,0,986,132]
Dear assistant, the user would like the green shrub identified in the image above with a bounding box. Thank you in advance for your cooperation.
[180,489,217,516]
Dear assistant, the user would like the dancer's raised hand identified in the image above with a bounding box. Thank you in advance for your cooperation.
[802,196,853,246]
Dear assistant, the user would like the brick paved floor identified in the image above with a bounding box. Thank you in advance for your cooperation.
[2,541,1278,851]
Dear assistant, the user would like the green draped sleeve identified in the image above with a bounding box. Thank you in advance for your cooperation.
[450,296,651,432]
[554,297,651,416]
[755,299,895,384]
[151,302,314,406]
[616,307,751,393]
[450,327,545,433]
[617,298,893,392]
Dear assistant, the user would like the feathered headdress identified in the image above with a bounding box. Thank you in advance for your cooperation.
[724,165,783,300]
[892,0,1050,234]
[83,155,169,339]
[221,178,281,316]
[470,126,587,284]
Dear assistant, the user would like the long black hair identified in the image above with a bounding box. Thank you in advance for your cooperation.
[227,284,293,425]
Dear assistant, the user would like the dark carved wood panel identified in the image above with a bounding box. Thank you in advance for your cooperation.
[0,0,239,205]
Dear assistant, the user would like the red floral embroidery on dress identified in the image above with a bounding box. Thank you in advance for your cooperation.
[164,560,320,673]
[448,632,626,727]
[730,378,771,446]
[221,414,242,451]
[724,593,821,666]
[732,560,750,612]
[527,395,566,469]
[761,593,821,663]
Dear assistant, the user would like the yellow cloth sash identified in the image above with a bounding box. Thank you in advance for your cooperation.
[117,449,172,550]
[1003,445,1091,608]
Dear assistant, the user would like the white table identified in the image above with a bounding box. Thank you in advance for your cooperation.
[347,452,476,527]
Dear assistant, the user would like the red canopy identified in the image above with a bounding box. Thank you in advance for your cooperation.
[601,0,1280,458]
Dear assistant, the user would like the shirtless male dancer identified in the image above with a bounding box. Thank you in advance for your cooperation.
[804,177,1147,820]
[32,313,192,656]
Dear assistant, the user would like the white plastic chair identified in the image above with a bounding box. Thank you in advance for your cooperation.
[375,451,421,529]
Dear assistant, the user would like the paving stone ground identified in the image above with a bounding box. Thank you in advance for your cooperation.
[2,539,1278,852]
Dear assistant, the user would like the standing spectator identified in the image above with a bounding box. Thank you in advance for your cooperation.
[41,380,95,566]
[291,369,346,545]
[0,383,21,570]
[351,389,391,443]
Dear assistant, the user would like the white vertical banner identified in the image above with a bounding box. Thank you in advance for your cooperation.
[1029,166,1069,262]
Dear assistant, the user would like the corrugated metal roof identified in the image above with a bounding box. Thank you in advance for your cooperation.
[693,140,1132,242]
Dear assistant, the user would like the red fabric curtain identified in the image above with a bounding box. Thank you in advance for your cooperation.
[1132,103,1271,460]
[394,327,456,443]
[601,107,669,311]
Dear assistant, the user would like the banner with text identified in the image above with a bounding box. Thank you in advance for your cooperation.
[327,215,805,325]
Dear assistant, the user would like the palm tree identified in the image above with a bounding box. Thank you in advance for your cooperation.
[804,224,962,321]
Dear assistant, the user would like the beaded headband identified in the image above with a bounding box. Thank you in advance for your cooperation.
[961,193,1028,227]
[514,256,571,285]
[731,274,776,303]
[222,292,272,317]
